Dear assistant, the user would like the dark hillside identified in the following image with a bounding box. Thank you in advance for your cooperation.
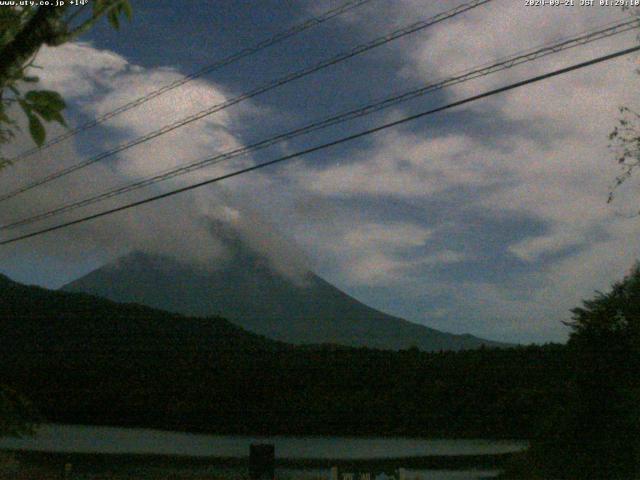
[0,274,567,438]
[63,251,505,351]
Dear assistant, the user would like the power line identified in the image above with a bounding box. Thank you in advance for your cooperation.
[3,17,638,231]
[0,0,493,204]
[2,44,638,247]
[7,0,377,163]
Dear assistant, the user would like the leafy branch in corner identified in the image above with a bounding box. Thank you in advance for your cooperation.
[0,1,132,167]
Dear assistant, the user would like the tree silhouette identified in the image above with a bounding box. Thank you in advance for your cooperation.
[0,1,132,164]
[524,264,640,479]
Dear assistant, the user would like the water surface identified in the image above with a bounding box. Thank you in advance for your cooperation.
[0,424,527,459]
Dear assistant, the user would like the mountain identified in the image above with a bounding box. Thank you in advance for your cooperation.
[62,250,504,351]
[0,272,286,432]
[0,273,565,438]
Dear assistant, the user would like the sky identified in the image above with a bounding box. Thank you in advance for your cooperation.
[1,0,640,344]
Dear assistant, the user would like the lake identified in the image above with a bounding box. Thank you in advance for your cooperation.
[0,424,528,479]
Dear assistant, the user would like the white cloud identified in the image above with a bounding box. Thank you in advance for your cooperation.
[4,2,640,343]
[292,219,465,286]
[326,221,433,285]
[34,42,132,98]
[0,42,307,282]
[33,43,249,184]
[298,1,640,341]
[297,131,502,198]
[404,1,632,100]
[508,228,582,263]
[342,222,432,249]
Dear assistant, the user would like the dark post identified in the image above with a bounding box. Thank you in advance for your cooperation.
[249,443,275,480]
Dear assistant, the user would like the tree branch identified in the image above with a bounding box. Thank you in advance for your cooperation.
[50,0,128,45]
[0,6,68,89]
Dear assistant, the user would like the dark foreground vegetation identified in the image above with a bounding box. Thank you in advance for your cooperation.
[1,264,639,478]
[503,265,640,479]
[0,273,563,439]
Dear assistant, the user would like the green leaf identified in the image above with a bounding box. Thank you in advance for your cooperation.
[24,90,65,112]
[121,1,133,20]
[48,110,67,127]
[0,110,12,125]
[20,91,67,128]
[22,76,39,83]
[107,9,120,29]
[30,107,67,127]
[29,102,57,122]
[17,99,31,115]
[26,112,45,147]
[92,0,104,16]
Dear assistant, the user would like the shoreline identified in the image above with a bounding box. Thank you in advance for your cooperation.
[3,422,532,442]
[4,449,517,470]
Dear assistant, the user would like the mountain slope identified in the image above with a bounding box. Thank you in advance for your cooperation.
[0,271,279,358]
[0,272,288,431]
[0,273,563,438]
[62,250,503,351]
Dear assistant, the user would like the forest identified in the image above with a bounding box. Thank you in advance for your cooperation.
[0,265,638,478]
[0,271,564,439]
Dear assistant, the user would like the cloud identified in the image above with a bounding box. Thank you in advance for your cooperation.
[288,217,466,286]
[508,228,583,263]
[0,42,308,284]
[342,222,432,249]
[35,43,250,182]
[404,1,632,99]
[3,2,640,344]
[336,222,433,284]
[297,131,504,198]
[284,1,640,342]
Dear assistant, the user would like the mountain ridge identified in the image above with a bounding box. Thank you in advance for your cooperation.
[62,250,505,351]
[0,271,559,438]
